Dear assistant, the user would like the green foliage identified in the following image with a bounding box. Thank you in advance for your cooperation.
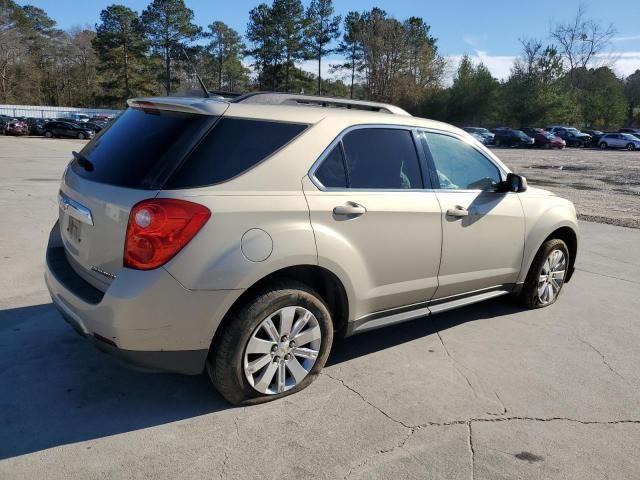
[93,5,151,107]
[624,70,640,126]
[141,0,201,94]
[333,11,365,99]
[206,21,248,91]
[446,56,499,125]
[575,67,626,129]
[0,0,633,129]
[304,0,341,94]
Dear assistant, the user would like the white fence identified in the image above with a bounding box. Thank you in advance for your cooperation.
[0,104,122,119]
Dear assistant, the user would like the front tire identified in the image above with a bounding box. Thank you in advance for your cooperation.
[77,132,85,140]
[44,131,53,138]
[521,239,569,309]
[207,281,334,405]
[626,143,636,151]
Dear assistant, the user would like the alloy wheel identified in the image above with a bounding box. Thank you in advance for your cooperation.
[244,306,321,395]
[537,249,566,305]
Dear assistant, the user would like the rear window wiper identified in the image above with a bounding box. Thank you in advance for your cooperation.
[72,151,94,172]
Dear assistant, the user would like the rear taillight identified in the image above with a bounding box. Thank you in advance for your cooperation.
[124,199,211,270]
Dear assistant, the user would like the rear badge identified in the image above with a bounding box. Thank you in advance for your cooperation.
[90,266,117,280]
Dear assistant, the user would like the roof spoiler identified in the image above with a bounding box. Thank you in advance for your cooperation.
[232,92,411,116]
[126,97,229,116]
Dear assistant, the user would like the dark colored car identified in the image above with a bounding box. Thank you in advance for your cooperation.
[43,121,95,140]
[552,128,591,147]
[493,128,535,147]
[583,130,604,143]
[462,126,495,145]
[524,128,566,149]
[29,120,48,136]
[83,121,106,133]
[618,128,640,139]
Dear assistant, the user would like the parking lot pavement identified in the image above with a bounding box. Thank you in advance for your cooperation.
[1,137,639,479]
[493,146,640,229]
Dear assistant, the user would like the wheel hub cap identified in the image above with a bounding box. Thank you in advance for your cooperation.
[244,306,322,395]
[537,249,566,305]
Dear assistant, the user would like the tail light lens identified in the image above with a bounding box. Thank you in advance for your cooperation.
[124,199,211,270]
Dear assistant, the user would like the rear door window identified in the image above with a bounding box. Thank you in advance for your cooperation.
[165,118,308,188]
[340,128,423,189]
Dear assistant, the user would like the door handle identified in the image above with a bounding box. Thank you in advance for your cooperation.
[446,205,469,218]
[333,202,366,216]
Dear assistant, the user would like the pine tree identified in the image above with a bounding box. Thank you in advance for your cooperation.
[93,5,150,106]
[304,0,340,95]
[141,0,200,95]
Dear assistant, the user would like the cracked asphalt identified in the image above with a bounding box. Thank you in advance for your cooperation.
[1,137,639,479]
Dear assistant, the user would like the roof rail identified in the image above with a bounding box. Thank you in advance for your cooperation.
[232,92,411,116]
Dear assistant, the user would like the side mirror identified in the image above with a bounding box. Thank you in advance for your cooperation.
[504,173,527,193]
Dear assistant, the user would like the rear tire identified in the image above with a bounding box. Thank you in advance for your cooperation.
[207,280,334,405]
[44,131,53,138]
[521,239,569,309]
[599,142,607,149]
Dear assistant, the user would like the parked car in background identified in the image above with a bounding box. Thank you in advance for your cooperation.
[598,133,640,151]
[523,128,566,149]
[493,128,535,147]
[463,127,495,145]
[90,114,112,122]
[0,116,9,134]
[83,121,106,133]
[43,121,95,140]
[583,130,605,143]
[550,128,591,147]
[5,119,28,136]
[68,113,90,123]
[618,128,640,139]
[28,120,47,136]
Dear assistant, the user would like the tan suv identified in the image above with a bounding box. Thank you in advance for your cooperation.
[45,93,578,404]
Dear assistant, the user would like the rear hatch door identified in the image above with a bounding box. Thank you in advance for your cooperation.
[58,98,227,291]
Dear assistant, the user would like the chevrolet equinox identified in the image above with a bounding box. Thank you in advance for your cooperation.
[45,93,578,404]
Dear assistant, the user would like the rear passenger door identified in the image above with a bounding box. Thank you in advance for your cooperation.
[303,126,443,321]
[419,130,525,301]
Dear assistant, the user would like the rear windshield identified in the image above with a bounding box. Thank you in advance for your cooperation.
[73,107,216,189]
[164,118,308,189]
[73,108,307,190]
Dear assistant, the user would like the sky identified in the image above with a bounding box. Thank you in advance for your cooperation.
[16,0,640,81]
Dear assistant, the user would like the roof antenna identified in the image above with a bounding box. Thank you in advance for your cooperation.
[181,47,210,98]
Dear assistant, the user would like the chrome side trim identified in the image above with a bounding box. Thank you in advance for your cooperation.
[348,302,430,335]
[58,191,94,226]
[347,284,515,336]
[428,288,511,315]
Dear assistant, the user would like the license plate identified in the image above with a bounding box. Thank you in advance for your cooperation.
[67,216,82,243]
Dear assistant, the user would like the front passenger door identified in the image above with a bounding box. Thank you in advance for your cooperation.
[419,130,525,300]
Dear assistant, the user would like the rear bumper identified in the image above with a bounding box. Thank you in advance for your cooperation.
[44,222,243,374]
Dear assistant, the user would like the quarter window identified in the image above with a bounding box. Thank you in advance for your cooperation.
[421,132,502,191]
[314,145,347,188]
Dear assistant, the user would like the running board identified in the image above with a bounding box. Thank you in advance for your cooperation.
[348,285,513,335]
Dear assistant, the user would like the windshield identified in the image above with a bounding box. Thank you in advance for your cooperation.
[622,133,639,140]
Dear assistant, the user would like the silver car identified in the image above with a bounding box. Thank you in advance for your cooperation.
[598,133,640,151]
[45,94,578,404]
